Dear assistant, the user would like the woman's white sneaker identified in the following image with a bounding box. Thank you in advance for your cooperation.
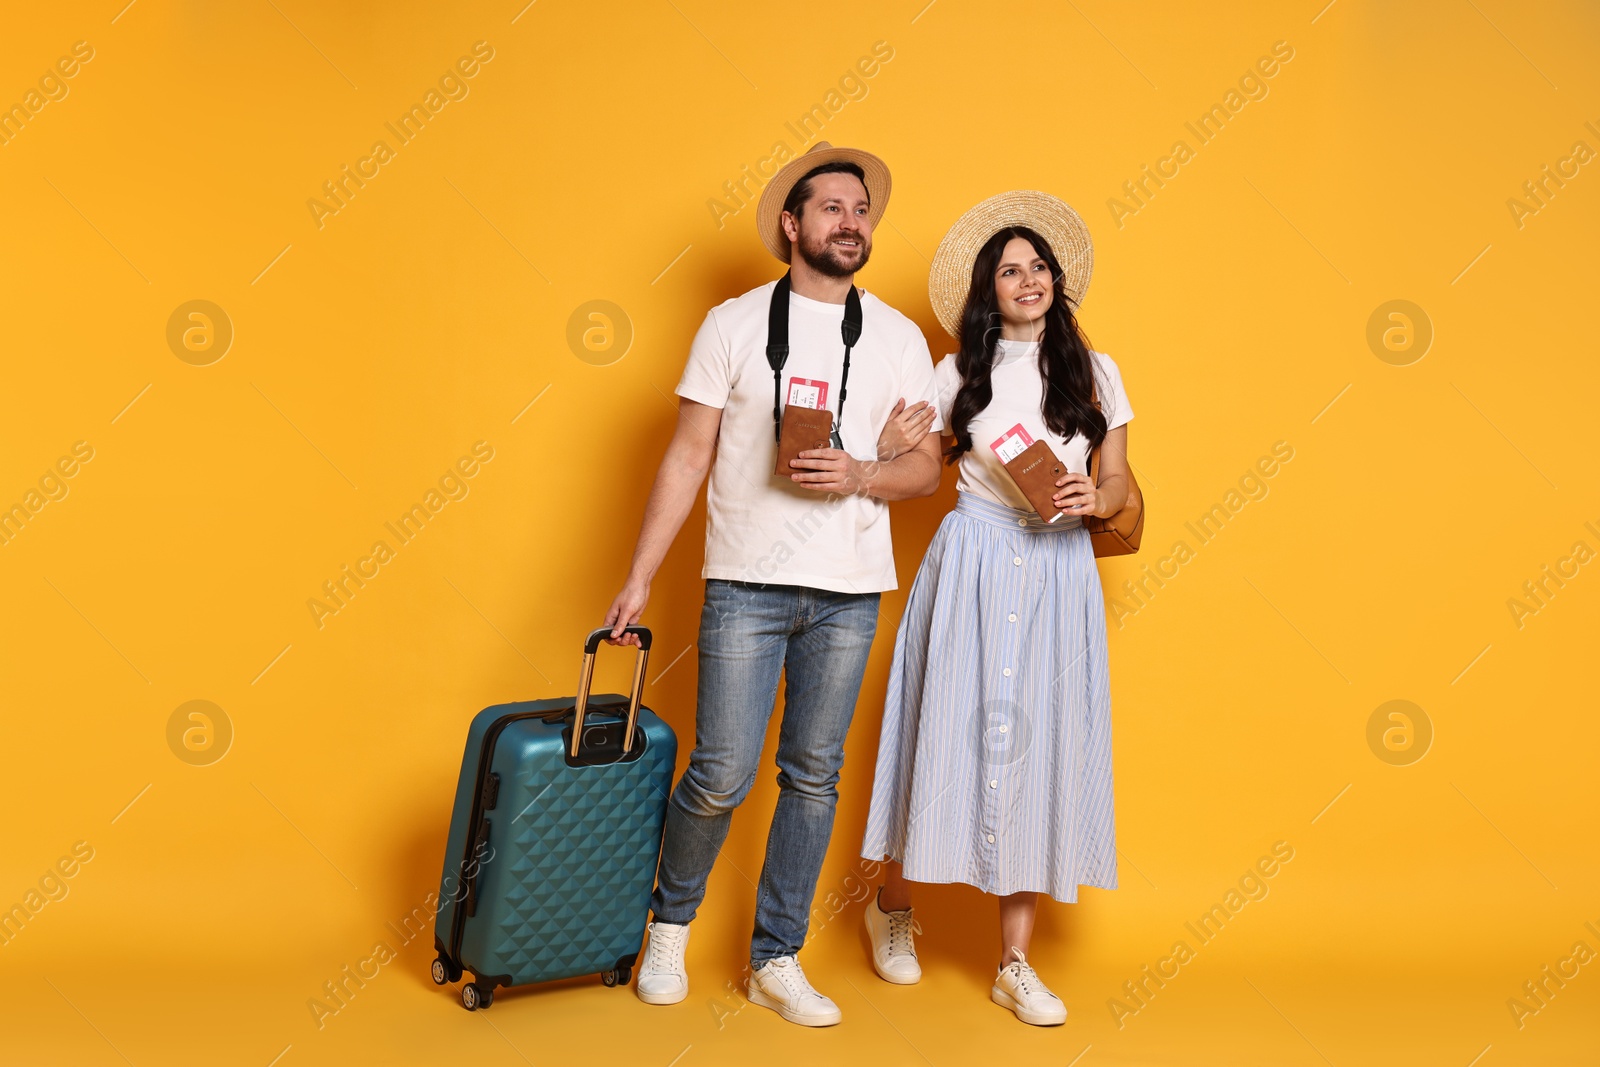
[746,955,842,1027]
[635,921,690,1005]
[864,890,921,984]
[991,949,1067,1026]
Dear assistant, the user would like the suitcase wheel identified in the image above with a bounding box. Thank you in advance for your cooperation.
[433,954,462,985]
[461,983,494,1011]
[600,967,631,988]
[600,969,619,987]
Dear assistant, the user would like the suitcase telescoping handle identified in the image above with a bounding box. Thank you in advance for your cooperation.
[571,626,652,759]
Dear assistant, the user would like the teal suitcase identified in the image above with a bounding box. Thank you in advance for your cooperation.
[431,626,677,1011]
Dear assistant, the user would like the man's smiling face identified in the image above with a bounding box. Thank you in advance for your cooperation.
[785,171,872,278]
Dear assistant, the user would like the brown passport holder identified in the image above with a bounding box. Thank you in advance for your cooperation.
[1003,440,1068,523]
[774,404,835,477]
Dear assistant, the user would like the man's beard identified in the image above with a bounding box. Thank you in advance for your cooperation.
[797,229,871,277]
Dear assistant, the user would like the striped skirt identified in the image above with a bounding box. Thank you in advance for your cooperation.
[860,492,1118,903]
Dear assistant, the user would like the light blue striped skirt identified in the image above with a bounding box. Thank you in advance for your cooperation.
[860,492,1117,903]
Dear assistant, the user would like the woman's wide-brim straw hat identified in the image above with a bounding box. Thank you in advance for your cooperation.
[928,190,1094,337]
[756,142,893,263]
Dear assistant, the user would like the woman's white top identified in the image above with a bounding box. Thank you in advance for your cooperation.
[931,339,1133,513]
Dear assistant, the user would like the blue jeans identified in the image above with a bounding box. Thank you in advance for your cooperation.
[650,579,880,965]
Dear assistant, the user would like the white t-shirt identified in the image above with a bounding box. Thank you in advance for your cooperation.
[931,339,1133,514]
[675,281,942,594]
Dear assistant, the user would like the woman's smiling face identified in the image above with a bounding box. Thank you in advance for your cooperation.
[993,235,1054,332]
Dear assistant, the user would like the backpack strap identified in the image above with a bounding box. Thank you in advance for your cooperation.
[1088,376,1102,483]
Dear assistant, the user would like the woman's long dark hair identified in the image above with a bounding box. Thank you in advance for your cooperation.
[944,226,1106,465]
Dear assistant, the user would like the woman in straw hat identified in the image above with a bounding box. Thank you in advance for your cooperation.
[858,191,1133,1025]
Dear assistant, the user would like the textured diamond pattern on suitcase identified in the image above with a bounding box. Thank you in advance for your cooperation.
[491,751,673,977]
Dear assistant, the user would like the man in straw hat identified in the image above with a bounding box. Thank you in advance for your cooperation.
[604,143,944,1026]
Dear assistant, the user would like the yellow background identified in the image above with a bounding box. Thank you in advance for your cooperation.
[2,1,1597,1063]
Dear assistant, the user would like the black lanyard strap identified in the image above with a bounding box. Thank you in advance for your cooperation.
[765,272,863,449]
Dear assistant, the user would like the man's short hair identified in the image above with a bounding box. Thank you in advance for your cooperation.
[782,161,869,219]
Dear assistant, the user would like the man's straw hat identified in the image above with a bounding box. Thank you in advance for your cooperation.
[927,190,1094,337]
[756,142,892,263]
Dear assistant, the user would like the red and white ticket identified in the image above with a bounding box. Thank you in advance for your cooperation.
[990,423,1034,463]
[786,377,829,410]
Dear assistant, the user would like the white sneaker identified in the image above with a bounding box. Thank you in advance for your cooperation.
[635,921,690,1005]
[864,890,921,984]
[991,949,1067,1026]
[746,955,842,1027]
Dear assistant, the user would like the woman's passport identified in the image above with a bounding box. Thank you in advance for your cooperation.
[991,424,1067,522]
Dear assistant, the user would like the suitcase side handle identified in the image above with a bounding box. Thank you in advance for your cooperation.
[572,626,651,759]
